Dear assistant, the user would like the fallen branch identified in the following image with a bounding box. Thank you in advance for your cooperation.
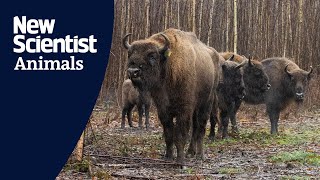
[88,153,218,171]
[111,172,156,180]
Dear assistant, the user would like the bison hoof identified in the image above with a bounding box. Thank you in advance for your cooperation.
[186,149,196,158]
[222,135,229,140]
[208,134,215,141]
[196,154,204,161]
[163,154,174,161]
[231,127,239,134]
[121,124,125,129]
[176,157,185,164]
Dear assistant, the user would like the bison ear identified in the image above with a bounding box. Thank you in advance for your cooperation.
[227,55,235,61]
[159,33,171,60]
[248,55,254,67]
[285,64,293,79]
[221,63,227,71]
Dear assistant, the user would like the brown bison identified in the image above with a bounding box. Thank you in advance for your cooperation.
[121,79,151,129]
[212,52,270,136]
[219,52,246,63]
[209,55,246,139]
[122,28,220,163]
[258,57,312,134]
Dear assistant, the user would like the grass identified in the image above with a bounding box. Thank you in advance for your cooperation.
[64,159,90,172]
[206,126,320,148]
[269,150,320,166]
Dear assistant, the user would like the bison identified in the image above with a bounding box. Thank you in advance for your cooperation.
[211,52,270,137]
[122,28,220,163]
[209,55,246,140]
[121,79,151,129]
[258,57,312,134]
[216,55,313,135]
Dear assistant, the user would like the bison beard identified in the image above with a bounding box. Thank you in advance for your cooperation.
[123,28,220,163]
[121,79,151,129]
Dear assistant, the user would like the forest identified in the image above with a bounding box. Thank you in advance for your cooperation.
[57,0,320,179]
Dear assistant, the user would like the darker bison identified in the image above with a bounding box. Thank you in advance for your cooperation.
[258,57,312,134]
[121,79,151,129]
[123,28,220,163]
[209,55,246,139]
[212,52,270,136]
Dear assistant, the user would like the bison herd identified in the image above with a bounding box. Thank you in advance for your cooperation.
[120,28,313,163]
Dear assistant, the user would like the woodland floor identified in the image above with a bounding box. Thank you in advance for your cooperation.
[57,104,320,180]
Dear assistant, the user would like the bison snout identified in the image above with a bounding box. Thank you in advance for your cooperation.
[128,68,141,78]
[295,92,304,100]
[266,84,271,90]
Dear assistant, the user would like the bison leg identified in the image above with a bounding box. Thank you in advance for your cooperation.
[121,103,131,128]
[230,100,242,133]
[127,104,135,127]
[195,110,210,160]
[188,104,212,159]
[159,112,174,160]
[175,112,192,163]
[187,112,198,157]
[144,103,150,129]
[267,105,280,134]
[208,113,217,140]
[209,104,218,140]
[137,103,144,128]
[220,110,229,139]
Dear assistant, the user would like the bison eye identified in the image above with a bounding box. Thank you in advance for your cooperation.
[255,71,261,76]
[139,64,143,69]
[129,61,135,66]
[148,55,157,65]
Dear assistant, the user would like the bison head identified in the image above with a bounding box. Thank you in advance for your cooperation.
[285,64,313,101]
[242,56,271,94]
[221,55,246,100]
[123,33,169,90]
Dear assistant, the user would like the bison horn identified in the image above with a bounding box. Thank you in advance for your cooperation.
[159,33,170,51]
[227,55,235,61]
[123,33,132,49]
[285,64,292,77]
[236,60,246,70]
[307,66,313,75]
[248,55,254,67]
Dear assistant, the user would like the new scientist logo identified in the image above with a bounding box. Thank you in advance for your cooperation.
[13,16,97,71]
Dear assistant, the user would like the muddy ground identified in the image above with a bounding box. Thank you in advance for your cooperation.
[57,104,320,179]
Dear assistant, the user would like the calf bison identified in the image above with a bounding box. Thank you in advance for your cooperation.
[259,57,312,134]
[209,55,246,139]
[123,28,220,163]
[121,79,151,129]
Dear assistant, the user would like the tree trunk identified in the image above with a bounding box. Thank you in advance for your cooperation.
[233,0,238,53]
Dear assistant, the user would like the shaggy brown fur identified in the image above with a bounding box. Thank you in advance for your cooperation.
[123,28,220,163]
[212,52,270,135]
[121,79,151,129]
[260,57,312,134]
[209,55,245,139]
[219,52,246,63]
